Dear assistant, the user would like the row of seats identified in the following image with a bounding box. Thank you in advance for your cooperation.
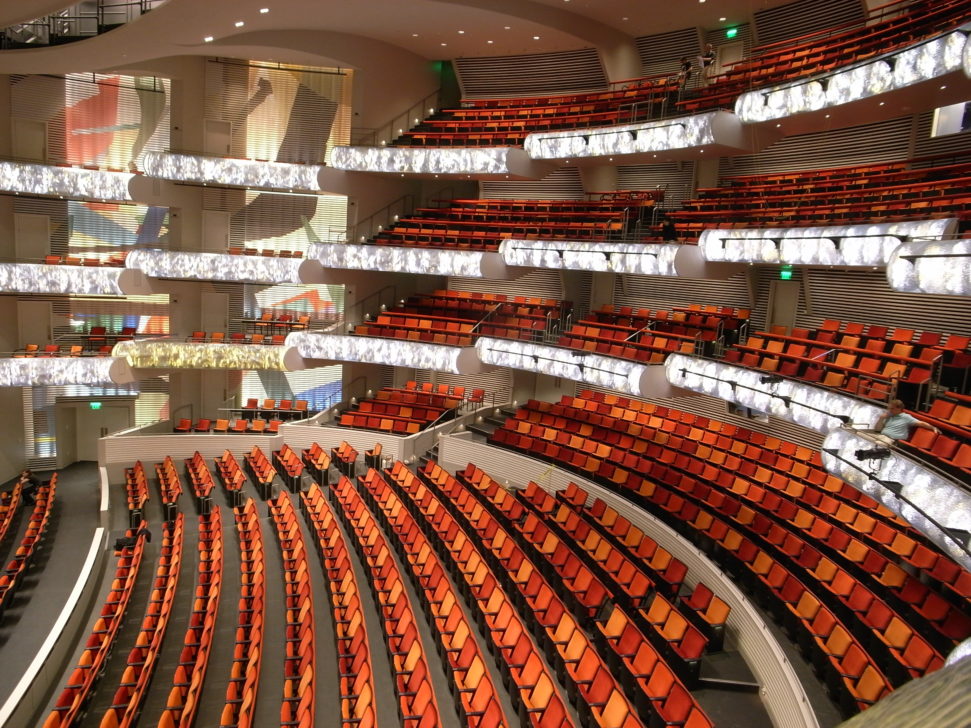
[214,450,246,493]
[125,462,149,514]
[184,452,215,500]
[559,321,702,362]
[273,444,305,487]
[227,247,304,258]
[301,442,332,484]
[176,418,284,435]
[358,469,509,727]
[0,481,22,545]
[43,523,148,728]
[157,509,223,728]
[185,332,288,345]
[330,475,441,728]
[269,491,316,728]
[244,446,276,496]
[300,483,378,727]
[589,305,750,345]
[242,397,311,419]
[43,253,127,267]
[382,461,576,727]
[14,344,107,357]
[220,499,265,728]
[392,460,680,728]
[0,475,56,618]
[331,442,358,479]
[155,456,183,504]
[97,514,184,728]
[340,388,459,435]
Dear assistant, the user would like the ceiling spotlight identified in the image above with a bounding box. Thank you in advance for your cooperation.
[458,30,465,34]
[622,16,629,21]
[234,20,244,27]
[533,35,540,40]
[487,40,493,44]
[412,33,419,37]
[504,25,511,29]
[441,42,447,46]
[940,85,947,89]
[719,16,726,21]
[203,35,213,42]
[259,7,269,13]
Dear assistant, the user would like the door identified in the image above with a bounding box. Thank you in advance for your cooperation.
[14,213,50,261]
[12,118,47,162]
[202,210,231,251]
[201,292,228,334]
[18,300,53,348]
[716,42,745,77]
[55,405,78,468]
[767,279,801,333]
[76,405,132,462]
[204,119,232,156]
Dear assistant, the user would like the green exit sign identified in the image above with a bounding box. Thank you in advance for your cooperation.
[780,266,794,280]
[90,402,102,410]
[726,27,739,39]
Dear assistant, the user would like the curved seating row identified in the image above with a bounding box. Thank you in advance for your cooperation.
[300,483,377,727]
[43,523,148,728]
[0,481,21,547]
[98,514,184,728]
[0,474,56,618]
[157,508,223,728]
[184,452,216,500]
[155,457,183,505]
[124,462,150,516]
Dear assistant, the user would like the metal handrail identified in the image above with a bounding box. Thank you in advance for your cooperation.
[352,89,442,147]
[350,194,416,244]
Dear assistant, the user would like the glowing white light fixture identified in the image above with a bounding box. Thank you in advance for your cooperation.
[140,152,322,192]
[286,333,479,374]
[126,249,318,284]
[330,145,523,176]
[476,338,656,396]
[113,340,301,371]
[0,161,133,200]
[0,357,133,386]
[886,238,971,296]
[737,31,967,123]
[699,218,957,266]
[822,428,971,570]
[309,242,507,278]
[664,353,883,433]
[0,263,150,296]
[499,239,684,276]
[524,111,746,160]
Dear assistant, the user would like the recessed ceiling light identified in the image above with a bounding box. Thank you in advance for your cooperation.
[825,114,830,118]
[441,42,447,46]
[719,16,726,21]
[259,7,269,13]
[234,20,244,27]
[879,101,885,106]
[458,30,465,34]
[775,123,781,127]
[203,36,213,42]
[487,40,494,44]
[412,33,419,37]
[940,84,947,89]
[504,25,511,29]
[533,35,540,40]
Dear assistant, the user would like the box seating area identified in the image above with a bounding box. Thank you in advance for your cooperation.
[356,289,570,345]
[43,253,127,267]
[722,320,971,407]
[227,247,305,258]
[357,468,509,726]
[330,474,442,727]
[590,304,750,347]
[157,508,223,728]
[395,79,677,147]
[97,514,183,728]
[240,397,310,420]
[373,194,655,251]
[670,159,971,240]
[43,524,148,728]
[486,392,971,715]
[558,319,701,363]
[339,387,460,435]
[0,474,55,618]
[13,343,103,357]
[676,0,970,114]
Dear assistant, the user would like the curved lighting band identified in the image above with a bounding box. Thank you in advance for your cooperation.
[140,152,322,191]
[330,146,512,175]
[499,239,680,276]
[286,332,471,374]
[126,249,305,284]
[0,263,126,295]
[113,340,293,370]
[0,357,124,386]
[310,242,500,278]
[0,161,132,200]
[886,238,971,296]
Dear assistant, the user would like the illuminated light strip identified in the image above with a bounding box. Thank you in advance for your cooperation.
[126,249,309,284]
[140,152,322,191]
[113,340,299,371]
[309,242,506,278]
[737,31,967,122]
[0,357,132,386]
[286,332,478,375]
[699,219,957,266]
[664,353,882,433]
[822,428,971,570]
[0,161,132,200]
[886,238,971,296]
[476,337,655,396]
[499,238,681,276]
[523,111,741,159]
[330,145,514,175]
[0,263,132,295]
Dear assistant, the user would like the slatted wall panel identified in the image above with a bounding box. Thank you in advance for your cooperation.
[455,48,607,100]
[753,0,866,48]
[479,167,584,199]
[9,73,170,167]
[613,271,753,313]
[798,268,971,336]
[617,162,697,209]
[704,23,753,58]
[718,116,913,178]
[448,269,566,300]
[204,59,350,164]
[14,197,68,256]
[635,27,700,78]
[913,109,971,158]
[415,368,515,403]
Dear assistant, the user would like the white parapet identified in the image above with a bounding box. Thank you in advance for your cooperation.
[699,219,957,266]
[126,249,320,284]
[822,428,971,570]
[664,353,883,433]
[287,332,481,374]
[113,340,301,371]
[500,239,680,276]
[0,356,133,386]
[329,145,554,178]
[737,31,967,123]
[476,337,663,396]
[523,110,750,161]
[140,152,323,192]
[0,161,132,200]
[886,238,971,296]
[309,242,508,278]
[0,263,151,296]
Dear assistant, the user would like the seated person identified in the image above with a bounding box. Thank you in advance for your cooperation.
[870,399,938,445]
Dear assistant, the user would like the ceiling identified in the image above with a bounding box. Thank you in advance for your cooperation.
[0,0,800,74]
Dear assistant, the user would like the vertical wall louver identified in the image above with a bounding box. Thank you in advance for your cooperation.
[635,27,701,78]
[613,272,753,314]
[448,269,566,301]
[753,0,866,48]
[454,48,607,100]
[718,116,913,178]
[479,167,585,200]
[617,162,697,210]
